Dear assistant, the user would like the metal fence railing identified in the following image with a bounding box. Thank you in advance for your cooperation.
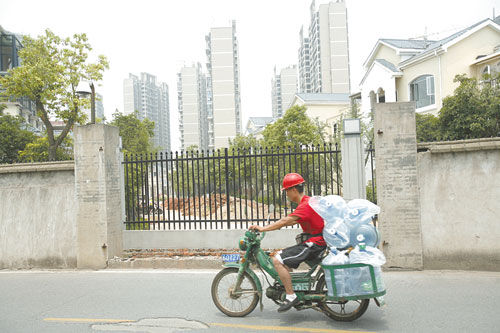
[123,144,343,230]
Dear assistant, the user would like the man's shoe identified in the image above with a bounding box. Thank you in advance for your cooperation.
[277,297,300,312]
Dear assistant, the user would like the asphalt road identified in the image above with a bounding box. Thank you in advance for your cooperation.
[1,269,499,333]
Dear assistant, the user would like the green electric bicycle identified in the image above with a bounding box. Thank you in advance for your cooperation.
[211,210,386,322]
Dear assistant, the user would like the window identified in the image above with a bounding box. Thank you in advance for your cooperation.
[482,65,491,77]
[410,75,435,109]
[1,35,14,71]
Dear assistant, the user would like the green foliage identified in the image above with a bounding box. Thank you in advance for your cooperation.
[112,110,157,221]
[18,136,73,162]
[110,110,156,155]
[261,105,325,147]
[229,134,260,151]
[348,100,374,144]
[366,181,377,204]
[438,74,500,140]
[416,113,441,142]
[0,29,109,161]
[0,109,36,164]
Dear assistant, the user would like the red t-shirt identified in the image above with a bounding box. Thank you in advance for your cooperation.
[290,195,326,246]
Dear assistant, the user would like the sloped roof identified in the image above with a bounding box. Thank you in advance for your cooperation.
[374,59,400,73]
[380,38,434,50]
[365,18,500,71]
[360,59,403,85]
[400,18,496,66]
[248,117,274,126]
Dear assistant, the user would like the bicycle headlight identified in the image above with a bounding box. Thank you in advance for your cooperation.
[238,237,247,251]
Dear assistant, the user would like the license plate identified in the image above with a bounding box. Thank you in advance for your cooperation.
[221,253,240,262]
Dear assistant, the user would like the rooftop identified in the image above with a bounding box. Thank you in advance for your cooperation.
[366,17,500,70]
[296,93,350,103]
[380,38,435,50]
[374,59,400,73]
[248,117,275,126]
[401,18,493,65]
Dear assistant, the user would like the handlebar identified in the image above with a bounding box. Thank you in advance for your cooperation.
[249,229,266,241]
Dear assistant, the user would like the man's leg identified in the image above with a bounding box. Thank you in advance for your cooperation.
[272,256,294,294]
[272,254,301,312]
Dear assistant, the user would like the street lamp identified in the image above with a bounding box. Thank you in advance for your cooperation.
[76,81,96,124]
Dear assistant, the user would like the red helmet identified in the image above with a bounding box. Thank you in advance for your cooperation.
[281,173,305,191]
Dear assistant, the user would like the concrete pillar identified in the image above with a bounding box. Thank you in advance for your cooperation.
[374,102,423,270]
[341,119,366,200]
[74,124,124,269]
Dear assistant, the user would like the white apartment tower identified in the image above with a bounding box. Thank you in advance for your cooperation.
[271,65,298,118]
[298,0,350,94]
[123,73,171,152]
[298,27,312,93]
[177,63,209,151]
[206,21,242,149]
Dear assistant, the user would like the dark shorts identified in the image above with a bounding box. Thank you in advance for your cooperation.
[278,243,326,269]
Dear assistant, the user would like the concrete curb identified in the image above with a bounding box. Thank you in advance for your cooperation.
[108,257,226,270]
[108,256,317,271]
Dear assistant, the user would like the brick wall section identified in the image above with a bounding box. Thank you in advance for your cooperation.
[74,124,123,269]
[374,102,423,269]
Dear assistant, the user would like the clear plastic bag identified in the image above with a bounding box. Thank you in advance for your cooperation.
[309,195,347,221]
[349,246,386,266]
[309,195,382,249]
[322,250,350,297]
[347,266,385,295]
[322,250,349,265]
[345,199,380,223]
[323,221,350,248]
[350,224,380,247]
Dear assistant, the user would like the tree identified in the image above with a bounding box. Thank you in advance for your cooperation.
[261,105,325,148]
[229,134,260,151]
[439,74,500,140]
[347,99,374,145]
[110,110,156,229]
[18,136,73,162]
[416,113,441,142]
[0,30,109,161]
[109,110,156,155]
[0,105,36,163]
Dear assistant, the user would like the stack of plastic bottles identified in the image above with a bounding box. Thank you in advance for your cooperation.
[309,195,386,297]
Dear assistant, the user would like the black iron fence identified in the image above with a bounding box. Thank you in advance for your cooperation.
[366,142,376,204]
[123,144,344,230]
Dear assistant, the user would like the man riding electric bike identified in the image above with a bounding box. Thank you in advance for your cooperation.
[249,172,326,312]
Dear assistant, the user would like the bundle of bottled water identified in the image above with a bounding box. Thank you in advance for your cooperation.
[309,195,386,297]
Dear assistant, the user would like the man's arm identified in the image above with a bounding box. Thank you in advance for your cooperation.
[249,215,300,232]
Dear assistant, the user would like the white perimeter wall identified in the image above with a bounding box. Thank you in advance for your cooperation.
[0,162,77,269]
[418,139,500,271]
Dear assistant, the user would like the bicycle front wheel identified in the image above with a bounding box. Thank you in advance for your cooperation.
[211,267,259,317]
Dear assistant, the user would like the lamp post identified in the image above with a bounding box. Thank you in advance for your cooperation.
[76,81,96,124]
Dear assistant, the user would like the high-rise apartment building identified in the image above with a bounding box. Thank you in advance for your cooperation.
[298,27,312,93]
[298,0,350,94]
[80,92,104,122]
[177,63,209,151]
[95,93,104,120]
[271,65,298,118]
[205,21,241,149]
[123,73,171,152]
[0,26,44,133]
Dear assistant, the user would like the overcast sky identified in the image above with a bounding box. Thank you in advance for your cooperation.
[1,0,499,151]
